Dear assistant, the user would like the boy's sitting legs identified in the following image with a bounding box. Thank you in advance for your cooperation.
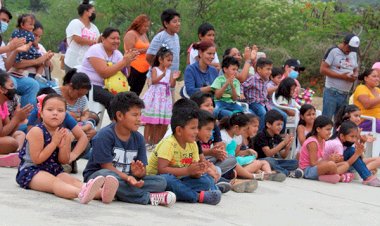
[215,101,244,119]
[260,157,298,176]
[87,169,168,205]
[249,102,267,130]
[162,173,221,205]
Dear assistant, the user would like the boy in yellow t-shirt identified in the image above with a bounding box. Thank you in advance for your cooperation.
[147,106,222,205]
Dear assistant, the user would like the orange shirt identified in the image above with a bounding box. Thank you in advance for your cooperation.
[130,38,150,73]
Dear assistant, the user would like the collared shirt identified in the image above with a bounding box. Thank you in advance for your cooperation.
[242,73,270,109]
[253,129,283,159]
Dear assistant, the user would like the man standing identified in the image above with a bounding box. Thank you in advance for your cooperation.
[320,33,360,120]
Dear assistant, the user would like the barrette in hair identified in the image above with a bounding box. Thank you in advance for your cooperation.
[161,43,170,50]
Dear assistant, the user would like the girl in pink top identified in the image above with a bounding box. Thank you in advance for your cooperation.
[296,104,316,160]
[299,116,349,183]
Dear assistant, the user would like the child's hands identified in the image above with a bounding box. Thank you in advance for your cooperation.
[187,162,207,177]
[51,127,66,147]
[58,129,71,149]
[126,175,144,188]
[247,149,257,157]
[211,145,227,161]
[130,160,146,178]
[329,153,343,163]
[9,37,26,51]
[354,141,365,156]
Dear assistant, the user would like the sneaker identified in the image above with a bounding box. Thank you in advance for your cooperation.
[216,181,232,193]
[78,176,105,204]
[232,179,258,193]
[288,168,304,178]
[150,191,176,207]
[101,175,119,204]
[199,190,222,205]
[265,173,287,182]
[0,153,20,167]
[363,176,380,187]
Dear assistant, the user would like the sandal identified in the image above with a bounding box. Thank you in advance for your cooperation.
[78,176,105,204]
[340,173,354,183]
[0,153,20,168]
[101,175,119,204]
[253,171,265,181]
[362,176,380,187]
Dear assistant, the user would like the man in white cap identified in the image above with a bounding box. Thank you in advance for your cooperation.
[320,33,360,120]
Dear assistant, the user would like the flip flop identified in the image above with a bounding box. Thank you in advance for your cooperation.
[0,153,20,168]
[340,173,354,183]
[78,176,105,204]
[101,175,119,204]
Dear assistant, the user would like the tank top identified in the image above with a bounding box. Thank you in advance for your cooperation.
[130,35,150,73]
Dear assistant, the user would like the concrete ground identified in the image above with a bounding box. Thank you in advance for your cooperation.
[1,160,380,226]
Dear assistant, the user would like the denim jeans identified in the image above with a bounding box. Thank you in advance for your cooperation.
[343,146,371,180]
[161,173,217,203]
[87,169,167,205]
[249,102,268,131]
[261,157,298,176]
[322,87,349,120]
[271,106,287,134]
[11,75,39,108]
[214,101,244,119]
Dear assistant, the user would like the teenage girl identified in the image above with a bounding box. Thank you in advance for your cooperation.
[0,71,32,167]
[141,46,180,146]
[299,116,350,183]
[16,93,119,203]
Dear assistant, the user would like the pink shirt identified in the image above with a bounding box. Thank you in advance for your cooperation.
[324,138,344,160]
[0,101,9,121]
[299,136,325,170]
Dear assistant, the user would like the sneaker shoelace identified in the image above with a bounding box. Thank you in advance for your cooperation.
[150,192,167,206]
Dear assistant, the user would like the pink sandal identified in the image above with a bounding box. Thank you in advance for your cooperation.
[101,175,119,204]
[340,173,354,183]
[78,176,105,204]
[318,174,340,184]
[0,153,20,168]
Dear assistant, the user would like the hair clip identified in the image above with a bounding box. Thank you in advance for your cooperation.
[161,43,170,51]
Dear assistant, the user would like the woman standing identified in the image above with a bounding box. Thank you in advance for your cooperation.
[123,14,150,96]
[64,0,99,72]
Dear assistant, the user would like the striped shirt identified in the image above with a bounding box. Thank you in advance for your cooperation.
[242,73,270,109]
[54,87,88,118]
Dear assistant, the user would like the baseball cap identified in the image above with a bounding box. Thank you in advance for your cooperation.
[344,34,360,52]
[284,59,305,71]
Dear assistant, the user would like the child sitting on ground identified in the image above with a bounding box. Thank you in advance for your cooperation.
[242,58,273,130]
[253,110,302,178]
[147,107,222,205]
[296,104,316,159]
[16,93,118,204]
[211,56,243,119]
[83,92,176,206]
[299,116,350,184]
[220,113,286,184]
[0,71,33,167]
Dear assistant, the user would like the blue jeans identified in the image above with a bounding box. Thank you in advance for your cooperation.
[161,173,217,203]
[322,87,349,120]
[261,157,298,176]
[271,106,287,134]
[343,146,371,180]
[11,75,39,108]
[249,102,268,131]
[87,169,167,205]
[214,101,244,119]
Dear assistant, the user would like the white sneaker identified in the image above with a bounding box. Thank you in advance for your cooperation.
[150,191,176,207]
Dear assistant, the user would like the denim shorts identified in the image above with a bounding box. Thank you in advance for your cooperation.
[304,166,318,180]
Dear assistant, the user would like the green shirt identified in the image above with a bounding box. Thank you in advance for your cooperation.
[211,75,240,103]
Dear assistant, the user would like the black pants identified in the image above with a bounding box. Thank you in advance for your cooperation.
[92,85,115,119]
[128,66,148,96]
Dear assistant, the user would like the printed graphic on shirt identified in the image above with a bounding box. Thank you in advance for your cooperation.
[112,147,138,173]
